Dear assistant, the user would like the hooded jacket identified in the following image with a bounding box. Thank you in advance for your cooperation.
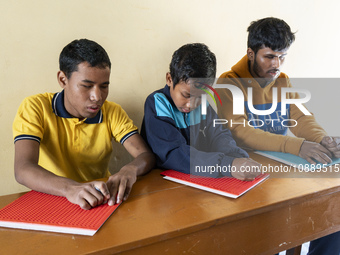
[217,55,326,155]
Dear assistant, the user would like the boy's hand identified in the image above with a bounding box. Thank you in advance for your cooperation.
[321,136,340,158]
[106,166,137,206]
[231,158,262,181]
[299,141,332,165]
[65,181,110,210]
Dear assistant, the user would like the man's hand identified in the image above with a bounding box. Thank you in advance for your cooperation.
[231,158,262,181]
[106,166,138,206]
[104,134,155,206]
[65,181,110,210]
[321,136,340,158]
[299,141,332,165]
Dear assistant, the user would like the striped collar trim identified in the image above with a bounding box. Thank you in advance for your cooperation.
[52,90,103,124]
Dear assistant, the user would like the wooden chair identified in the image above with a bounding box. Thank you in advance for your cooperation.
[286,245,302,255]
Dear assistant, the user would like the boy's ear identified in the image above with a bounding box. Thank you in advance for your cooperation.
[247,48,255,62]
[57,71,68,89]
[166,72,173,88]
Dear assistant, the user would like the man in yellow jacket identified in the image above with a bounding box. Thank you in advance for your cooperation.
[217,17,340,165]
[217,17,340,255]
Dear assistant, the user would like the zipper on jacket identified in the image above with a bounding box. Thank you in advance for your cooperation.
[183,112,189,127]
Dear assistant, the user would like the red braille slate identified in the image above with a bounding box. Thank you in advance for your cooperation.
[0,190,120,236]
[161,170,269,198]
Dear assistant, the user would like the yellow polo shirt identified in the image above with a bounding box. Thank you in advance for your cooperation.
[13,91,138,182]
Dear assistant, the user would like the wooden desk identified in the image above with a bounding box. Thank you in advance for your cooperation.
[1,153,340,255]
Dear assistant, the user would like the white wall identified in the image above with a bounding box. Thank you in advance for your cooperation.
[1,0,339,195]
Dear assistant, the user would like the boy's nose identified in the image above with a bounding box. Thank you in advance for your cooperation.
[190,97,201,109]
[90,87,102,102]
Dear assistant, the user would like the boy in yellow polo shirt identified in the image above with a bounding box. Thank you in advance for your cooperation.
[13,39,155,210]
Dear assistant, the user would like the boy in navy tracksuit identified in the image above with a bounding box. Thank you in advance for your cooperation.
[141,43,261,180]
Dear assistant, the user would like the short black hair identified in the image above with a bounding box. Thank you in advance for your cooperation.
[247,17,295,54]
[59,39,111,78]
[169,43,216,87]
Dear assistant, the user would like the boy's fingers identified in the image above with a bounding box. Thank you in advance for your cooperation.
[123,186,132,201]
[107,184,118,206]
[116,179,128,204]
[93,182,110,198]
[78,199,92,210]
[108,197,115,206]
[82,191,101,208]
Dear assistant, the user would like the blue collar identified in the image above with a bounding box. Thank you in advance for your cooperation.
[162,85,177,108]
[52,90,103,124]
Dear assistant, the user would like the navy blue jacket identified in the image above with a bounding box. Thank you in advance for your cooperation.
[141,85,248,177]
